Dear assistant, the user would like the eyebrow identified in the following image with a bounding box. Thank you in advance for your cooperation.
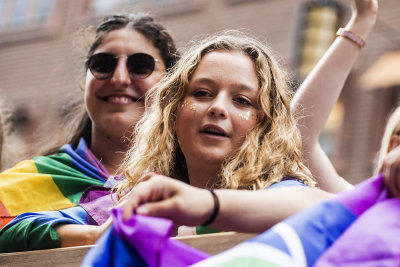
[190,77,258,92]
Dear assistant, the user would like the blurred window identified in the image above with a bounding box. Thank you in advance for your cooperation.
[319,101,345,157]
[293,0,345,163]
[90,0,205,17]
[293,0,342,81]
[0,0,63,44]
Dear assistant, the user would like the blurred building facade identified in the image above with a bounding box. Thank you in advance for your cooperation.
[0,0,399,183]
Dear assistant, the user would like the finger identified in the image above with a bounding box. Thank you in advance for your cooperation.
[136,198,178,220]
[118,180,144,204]
[136,172,157,185]
[120,183,152,220]
[383,166,393,195]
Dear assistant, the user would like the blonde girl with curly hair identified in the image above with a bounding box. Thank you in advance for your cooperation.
[114,31,337,235]
[118,0,384,233]
[117,31,316,198]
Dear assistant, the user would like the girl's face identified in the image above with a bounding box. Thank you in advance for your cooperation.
[176,50,259,167]
[84,28,166,140]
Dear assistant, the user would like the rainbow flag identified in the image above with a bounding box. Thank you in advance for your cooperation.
[192,174,400,266]
[0,186,115,252]
[0,206,90,252]
[81,208,210,267]
[0,139,108,228]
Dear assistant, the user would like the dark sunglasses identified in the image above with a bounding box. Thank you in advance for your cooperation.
[86,52,159,80]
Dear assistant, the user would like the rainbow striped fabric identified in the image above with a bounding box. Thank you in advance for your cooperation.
[0,138,108,228]
[0,187,115,252]
[192,174,400,266]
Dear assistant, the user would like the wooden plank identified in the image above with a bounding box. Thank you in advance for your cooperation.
[177,232,255,255]
[0,232,255,266]
[0,245,93,267]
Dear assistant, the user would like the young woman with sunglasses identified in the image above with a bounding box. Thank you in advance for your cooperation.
[0,13,178,250]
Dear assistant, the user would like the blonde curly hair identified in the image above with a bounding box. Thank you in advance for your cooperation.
[116,31,315,196]
[375,105,400,174]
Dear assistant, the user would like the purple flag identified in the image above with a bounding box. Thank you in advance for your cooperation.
[82,208,209,267]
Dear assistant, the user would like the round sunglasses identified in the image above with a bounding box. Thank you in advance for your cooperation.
[86,52,159,80]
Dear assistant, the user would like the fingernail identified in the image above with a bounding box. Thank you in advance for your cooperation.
[136,206,149,215]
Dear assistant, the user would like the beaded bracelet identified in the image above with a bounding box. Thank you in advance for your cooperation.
[336,28,366,49]
[201,189,220,226]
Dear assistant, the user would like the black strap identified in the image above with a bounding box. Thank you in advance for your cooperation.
[201,189,220,226]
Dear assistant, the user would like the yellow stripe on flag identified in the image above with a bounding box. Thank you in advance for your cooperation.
[0,160,75,215]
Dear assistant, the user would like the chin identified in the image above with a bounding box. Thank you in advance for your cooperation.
[197,153,226,165]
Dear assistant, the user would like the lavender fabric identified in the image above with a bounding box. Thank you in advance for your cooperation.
[111,208,210,266]
[79,186,115,225]
[315,175,400,266]
[82,208,209,267]
[335,173,385,216]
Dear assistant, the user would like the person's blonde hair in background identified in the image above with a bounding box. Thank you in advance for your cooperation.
[117,30,316,197]
[376,105,400,197]
[376,106,400,172]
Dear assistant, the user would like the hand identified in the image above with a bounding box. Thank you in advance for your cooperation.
[381,144,400,198]
[351,0,378,20]
[118,173,214,226]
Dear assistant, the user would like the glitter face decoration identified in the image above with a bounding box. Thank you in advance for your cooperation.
[181,100,197,113]
[239,111,259,122]
[239,111,251,120]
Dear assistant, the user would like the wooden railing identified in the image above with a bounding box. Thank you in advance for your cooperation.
[0,232,255,266]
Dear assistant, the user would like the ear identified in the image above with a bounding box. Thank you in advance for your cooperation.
[388,134,400,152]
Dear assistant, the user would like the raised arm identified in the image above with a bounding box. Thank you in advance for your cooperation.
[120,174,332,233]
[291,0,378,192]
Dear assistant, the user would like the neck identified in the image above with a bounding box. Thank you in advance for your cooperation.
[90,130,130,176]
[186,161,219,188]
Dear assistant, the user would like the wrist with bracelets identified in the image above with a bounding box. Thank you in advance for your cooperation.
[336,27,366,49]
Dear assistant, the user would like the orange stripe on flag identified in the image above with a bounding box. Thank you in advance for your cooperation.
[0,217,14,229]
[0,200,10,216]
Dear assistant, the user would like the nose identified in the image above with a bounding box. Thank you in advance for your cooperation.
[110,57,131,87]
[208,93,228,118]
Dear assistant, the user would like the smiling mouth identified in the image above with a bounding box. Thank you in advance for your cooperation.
[201,127,228,137]
[102,96,142,104]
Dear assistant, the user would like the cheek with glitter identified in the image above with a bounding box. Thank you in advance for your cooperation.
[181,100,197,113]
[239,111,260,122]
[239,111,251,120]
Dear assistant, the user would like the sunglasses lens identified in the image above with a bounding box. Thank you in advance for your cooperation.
[127,53,155,79]
[87,53,116,80]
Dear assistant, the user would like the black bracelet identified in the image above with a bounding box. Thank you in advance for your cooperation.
[201,188,220,226]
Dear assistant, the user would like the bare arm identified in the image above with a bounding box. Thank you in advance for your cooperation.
[55,218,111,247]
[207,187,331,233]
[291,0,378,192]
[121,174,332,233]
